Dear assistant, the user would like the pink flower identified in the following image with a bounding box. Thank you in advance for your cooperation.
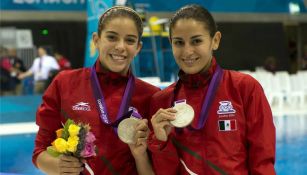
[85,132,96,143]
[80,143,96,158]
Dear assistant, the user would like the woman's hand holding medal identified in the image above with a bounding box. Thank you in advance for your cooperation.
[151,101,195,142]
[151,108,177,141]
[118,118,150,158]
[127,119,150,158]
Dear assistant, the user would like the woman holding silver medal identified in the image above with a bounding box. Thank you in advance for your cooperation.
[149,4,276,175]
[33,6,158,175]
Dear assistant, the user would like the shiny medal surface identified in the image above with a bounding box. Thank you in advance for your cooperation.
[118,117,140,144]
[171,100,195,128]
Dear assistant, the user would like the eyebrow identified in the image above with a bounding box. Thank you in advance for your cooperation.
[172,35,203,40]
[191,35,203,39]
[105,31,138,39]
[172,37,182,40]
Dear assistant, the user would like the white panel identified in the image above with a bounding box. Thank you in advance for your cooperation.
[16,29,33,49]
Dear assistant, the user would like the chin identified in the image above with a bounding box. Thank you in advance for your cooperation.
[111,67,128,74]
[182,67,201,75]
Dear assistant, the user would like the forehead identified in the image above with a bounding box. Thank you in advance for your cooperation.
[172,18,209,36]
[103,17,138,35]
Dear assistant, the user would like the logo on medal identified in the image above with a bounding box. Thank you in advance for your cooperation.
[217,101,236,114]
[72,102,91,111]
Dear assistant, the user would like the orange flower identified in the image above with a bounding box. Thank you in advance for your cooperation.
[56,128,63,138]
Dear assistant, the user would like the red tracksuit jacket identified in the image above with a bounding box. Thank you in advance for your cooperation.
[148,58,276,175]
[32,60,160,175]
[58,57,71,70]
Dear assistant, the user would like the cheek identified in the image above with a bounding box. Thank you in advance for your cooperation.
[128,46,139,56]
[99,47,107,56]
[172,48,181,58]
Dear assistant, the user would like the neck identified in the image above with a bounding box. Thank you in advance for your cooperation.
[200,57,212,74]
[98,60,129,76]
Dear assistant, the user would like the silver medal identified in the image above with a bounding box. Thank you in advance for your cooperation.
[117,117,139,144]
[171,103,195,128]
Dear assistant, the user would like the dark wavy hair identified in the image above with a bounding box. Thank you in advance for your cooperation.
[169,4,217,38]
[97,6,143,42]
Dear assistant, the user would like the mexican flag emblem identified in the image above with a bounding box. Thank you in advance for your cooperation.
[218,119,236,131]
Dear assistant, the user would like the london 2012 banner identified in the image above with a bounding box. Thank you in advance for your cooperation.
[84,0,114,67]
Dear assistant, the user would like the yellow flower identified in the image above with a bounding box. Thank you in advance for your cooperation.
[67,136,79,153]
[54,138,68,153]
[68,124,80,137]
[56,128,63,138]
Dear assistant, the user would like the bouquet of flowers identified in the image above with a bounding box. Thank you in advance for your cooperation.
[47,119,96,174]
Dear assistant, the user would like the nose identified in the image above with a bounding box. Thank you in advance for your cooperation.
[115,39,125,52]
[183,44,194,58]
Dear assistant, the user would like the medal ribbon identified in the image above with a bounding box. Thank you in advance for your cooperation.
[90,64,137,132]
[173,65,223,130]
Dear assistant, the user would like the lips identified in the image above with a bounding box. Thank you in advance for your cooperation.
[110,54,126,61]
[182,57,198,65]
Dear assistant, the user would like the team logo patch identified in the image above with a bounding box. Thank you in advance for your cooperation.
[72,102,91,111]
[217,101,236,114]
[218,119,237,131]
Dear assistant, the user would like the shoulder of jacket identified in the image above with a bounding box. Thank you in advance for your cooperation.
[152,83,176,100]
[225,70,259,85]
[224,70,262,94]
[55,67,90,81]
[135,78,161,92]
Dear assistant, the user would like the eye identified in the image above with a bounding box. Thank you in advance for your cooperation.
[126,38,137,45]
[106,35,117,41]
[173,40,184,47]
[191,39,202,45]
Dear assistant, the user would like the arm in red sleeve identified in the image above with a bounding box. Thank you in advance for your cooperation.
[32,74,63,167]
[147,131,180,175]
[148,90,181,175]
[243,77,276,175]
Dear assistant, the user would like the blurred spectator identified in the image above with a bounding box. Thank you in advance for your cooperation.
[264,56,277,73]
[54,52,71,71]
[0,47,26,95]
[288,39,298,74]
[0,46,11,95]
[18,47,59,94]
[43,51,71,91]
[301,44,307,70]
[8,48,26,95]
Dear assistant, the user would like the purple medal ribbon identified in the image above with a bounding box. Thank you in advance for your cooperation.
[129,106,142,119]
[174,99,186,105]
[90,64,139,133]
[173,65,223,130]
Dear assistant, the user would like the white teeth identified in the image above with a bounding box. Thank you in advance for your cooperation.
[183,59,196,64]
[111,55,125,60]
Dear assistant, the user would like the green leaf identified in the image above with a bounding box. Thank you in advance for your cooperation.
[64,119,75,129]
[47,146,61,157]
[62,119,75,139]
